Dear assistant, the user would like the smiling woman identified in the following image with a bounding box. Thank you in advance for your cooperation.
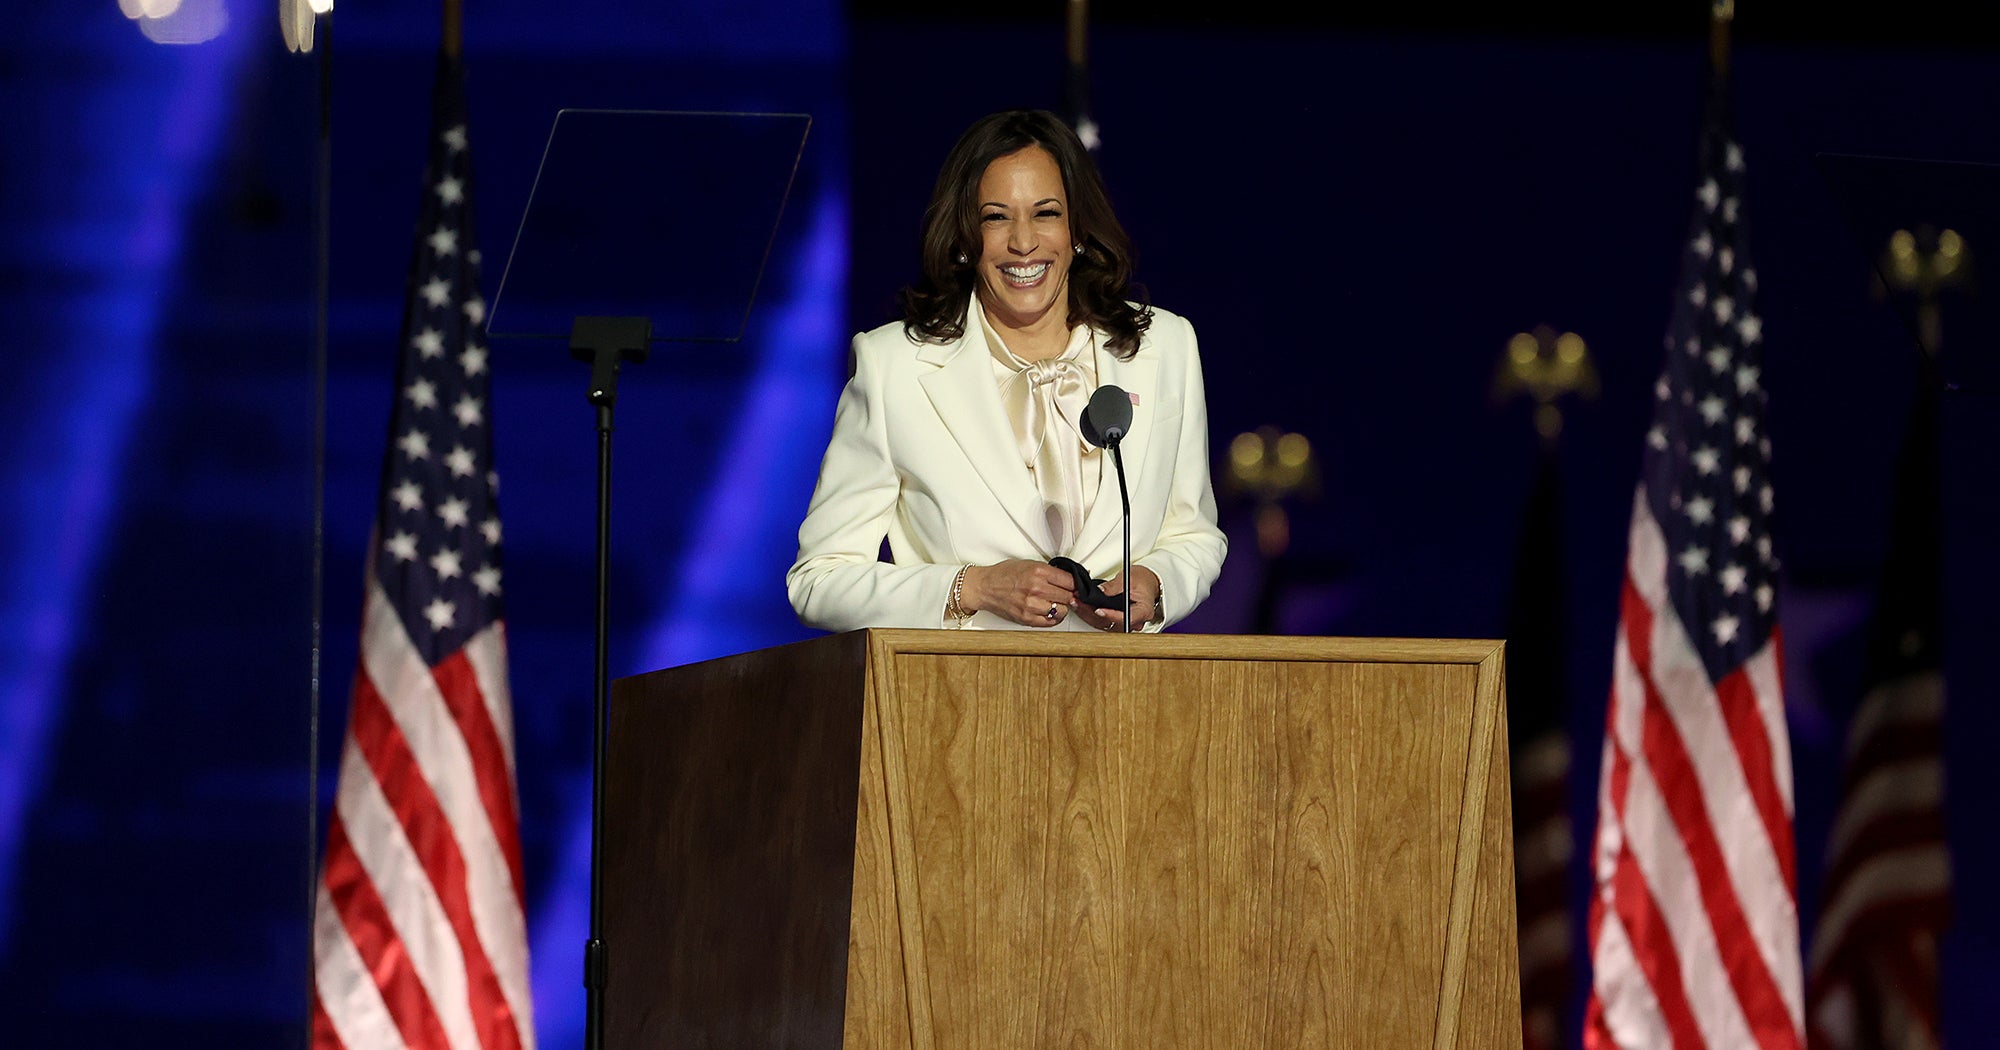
[786,109,1227,635]
[970,146,1077,357]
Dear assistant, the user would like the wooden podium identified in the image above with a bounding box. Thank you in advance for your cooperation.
[604,630,1521,1049]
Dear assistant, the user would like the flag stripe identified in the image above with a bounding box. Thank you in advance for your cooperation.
[310,983,353,1050]
[1519,912,1574,982]
[1622,563,1799,1049]
[1820,759,1943,892]
[1598,657,1715,1050]
[336,732,479,1050]
[1714,655,1797,893]
[350,663,524,1050]
[1744,633,1794,815]
[1615,719,1756,1048]
[464,623,519,779]
[1808,846,1951,973]
[315,876,404,1050]
[1824,812,1944,932]
[1805,571,1949,1048]
[1609,831,1706,1049]
[1517,826,1572,887]
[1637,670,1798,1050]
[1504,439,1576,1050]
[1879,940,1942,1043]
[358,586,533,1047]
[1811,894,1950,986]
[1587,908,1673,1050]
[323,811,455,1050]
[1841,673,1942,763]
[430,641,527,906]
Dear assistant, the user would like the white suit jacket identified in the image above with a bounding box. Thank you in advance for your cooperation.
[787,305,1227,632]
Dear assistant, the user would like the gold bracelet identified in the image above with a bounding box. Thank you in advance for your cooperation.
[946,564,972,626]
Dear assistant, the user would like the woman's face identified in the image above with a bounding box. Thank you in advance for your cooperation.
[972,145,1073,333]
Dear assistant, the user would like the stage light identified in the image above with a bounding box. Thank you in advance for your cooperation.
[279,0,316,53]
[119,0,227,45]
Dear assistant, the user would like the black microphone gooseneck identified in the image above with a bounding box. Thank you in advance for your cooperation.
[1112,443,1131,632]
[1083,385,1135,632]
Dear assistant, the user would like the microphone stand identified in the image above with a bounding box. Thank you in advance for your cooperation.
[1111,442,1131,632]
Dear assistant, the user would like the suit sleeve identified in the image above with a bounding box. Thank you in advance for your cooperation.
[786,335,961,631]
[1133,314,1229,631]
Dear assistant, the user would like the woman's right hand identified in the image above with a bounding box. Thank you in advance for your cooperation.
[963,560,1076,627]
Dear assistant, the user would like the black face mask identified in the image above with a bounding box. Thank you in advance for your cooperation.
[1048,556,1120,609]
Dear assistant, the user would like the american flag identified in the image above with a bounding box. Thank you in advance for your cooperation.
[311,52,535,1050]
[1506,446,1575,1050]
[1805,367,1950,1049]
[1582,69,1805,1050]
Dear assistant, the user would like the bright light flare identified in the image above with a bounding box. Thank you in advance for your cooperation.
[278,0,318,53]
[119,0,226,45]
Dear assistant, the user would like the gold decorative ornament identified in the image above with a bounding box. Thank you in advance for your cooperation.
[1492,324,1599,442]
[1880,226,1970,356]
[1224,426,1319,558]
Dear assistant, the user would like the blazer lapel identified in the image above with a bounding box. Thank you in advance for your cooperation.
[916,334,1049,552]
[1072,339,1159,563]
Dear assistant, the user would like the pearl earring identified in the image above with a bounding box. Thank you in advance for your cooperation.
[1074,243,1085,256]
[956,251,969,265]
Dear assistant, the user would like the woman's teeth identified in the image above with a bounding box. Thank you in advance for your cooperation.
[1001,262,1050,284]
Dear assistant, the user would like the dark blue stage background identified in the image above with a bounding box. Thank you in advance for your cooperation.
[2,2,1996,1046]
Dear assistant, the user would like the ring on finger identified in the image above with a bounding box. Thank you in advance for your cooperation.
[1046,603,1061,620]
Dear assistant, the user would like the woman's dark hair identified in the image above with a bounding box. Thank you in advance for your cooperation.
[898,109,1151,359]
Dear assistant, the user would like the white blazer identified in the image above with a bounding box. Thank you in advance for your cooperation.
[787,305,1227,632]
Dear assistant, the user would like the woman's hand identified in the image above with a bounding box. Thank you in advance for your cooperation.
[963,560,1076,627]
[1072,565,1161,633]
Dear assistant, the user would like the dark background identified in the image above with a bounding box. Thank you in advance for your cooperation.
[1,1,1995,1045]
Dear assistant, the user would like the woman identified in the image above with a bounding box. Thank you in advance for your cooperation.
[787,109,1226,632]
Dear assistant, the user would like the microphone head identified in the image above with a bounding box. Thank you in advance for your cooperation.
[1082,384,1134,448]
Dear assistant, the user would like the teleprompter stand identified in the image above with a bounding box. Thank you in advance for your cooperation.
[488,109,810,1050]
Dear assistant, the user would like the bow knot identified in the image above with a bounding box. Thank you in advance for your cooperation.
[999,343,1098,556]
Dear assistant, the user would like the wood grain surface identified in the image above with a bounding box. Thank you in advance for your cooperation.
[845,632,1521,1049]
[603,632,870,1049]
[605,631,1520,1049]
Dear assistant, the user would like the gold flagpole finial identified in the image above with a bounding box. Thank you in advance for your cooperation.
[1224,427,1319,558]
[1493,325,1600,444]
[1881,226,1970,357]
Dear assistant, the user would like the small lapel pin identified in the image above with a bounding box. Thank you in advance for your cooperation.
[1128,391,1141,406]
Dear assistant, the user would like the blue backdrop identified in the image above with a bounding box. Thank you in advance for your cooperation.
[2,2,1995,1046]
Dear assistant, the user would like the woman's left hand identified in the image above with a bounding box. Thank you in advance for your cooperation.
[1072,565,1161,632]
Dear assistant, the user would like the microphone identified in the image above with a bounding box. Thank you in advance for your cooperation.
[1081,385,1136,632]
[1081,385,1133,448]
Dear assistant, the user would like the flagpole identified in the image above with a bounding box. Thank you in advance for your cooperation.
[1710,0,1732,78]
[443,0,461,59]
[1066,0,1087,69]
[304,3,334,1043]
